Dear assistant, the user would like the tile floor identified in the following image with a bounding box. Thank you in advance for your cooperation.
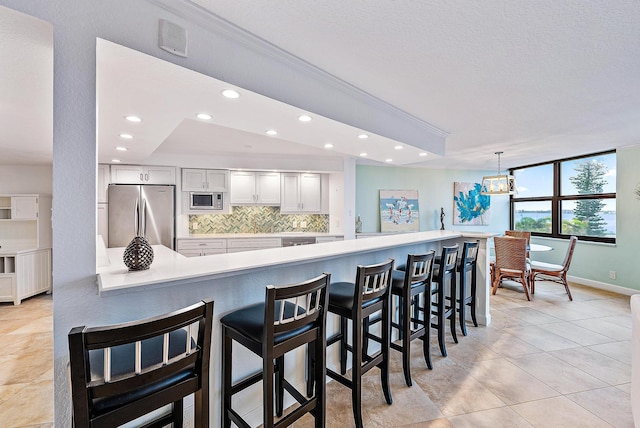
[0,280,634,427]
[0,293,53,428]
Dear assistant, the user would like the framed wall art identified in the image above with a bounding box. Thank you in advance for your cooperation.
[379,189,419,232]
[453,182,490,225]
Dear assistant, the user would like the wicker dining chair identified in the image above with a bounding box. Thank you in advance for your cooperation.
[492,236,531,300]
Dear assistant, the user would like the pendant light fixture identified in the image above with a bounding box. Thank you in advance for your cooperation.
[480,151,517,195]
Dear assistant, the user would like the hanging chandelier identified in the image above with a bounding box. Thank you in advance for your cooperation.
[480,151,517,195]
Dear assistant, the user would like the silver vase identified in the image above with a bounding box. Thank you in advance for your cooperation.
[123,236,154,271]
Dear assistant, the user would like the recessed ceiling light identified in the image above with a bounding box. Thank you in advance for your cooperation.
[119,133,133,139]
[265,129,278,136]
[222,89,240,99]
[359,152,368,157]
[419,152,428,157]
[116,147,128,151]
[394,145,403,150]
[324,143,333,149]
[125,115,142,123]
[358,134,369,139]
[112,159,121,163]
[385,159,393,163]
[298,114,312,122]
[196,113,212,120]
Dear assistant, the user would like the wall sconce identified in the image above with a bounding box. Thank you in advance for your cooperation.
[480,151,517,195]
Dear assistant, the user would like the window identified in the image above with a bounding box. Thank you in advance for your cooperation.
[511,151,616,243]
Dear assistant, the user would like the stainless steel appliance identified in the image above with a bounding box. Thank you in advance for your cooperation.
[108,184,175,249]
[190,192,223,210]
[281,236,316,247]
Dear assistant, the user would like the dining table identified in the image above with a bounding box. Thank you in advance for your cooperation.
[529,243,553,252]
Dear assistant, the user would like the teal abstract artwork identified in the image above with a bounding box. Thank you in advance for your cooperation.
[453,182,490,225]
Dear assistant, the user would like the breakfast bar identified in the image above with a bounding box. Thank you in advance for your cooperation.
[96,230,494,426]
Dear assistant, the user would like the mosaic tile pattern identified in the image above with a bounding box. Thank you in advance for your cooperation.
[188,206,329,234]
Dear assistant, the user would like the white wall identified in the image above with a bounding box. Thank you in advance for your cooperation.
[0,165,52,194]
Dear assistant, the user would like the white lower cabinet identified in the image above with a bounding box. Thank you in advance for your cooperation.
[0,249,51,305]
[177,239,226,257]
[226,238,282,253]
[315,236,344,243]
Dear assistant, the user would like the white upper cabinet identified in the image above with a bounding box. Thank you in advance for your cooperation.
[181,169,229,192]
[111,165,176,185]
[281,173,321,213]
[11,196,38,220]
[230,171,280,205]
[98,164,110,203]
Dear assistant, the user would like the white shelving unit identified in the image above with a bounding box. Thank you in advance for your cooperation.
[0,194,52,305]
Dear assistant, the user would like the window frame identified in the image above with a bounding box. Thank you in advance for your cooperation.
[509,150,616,244]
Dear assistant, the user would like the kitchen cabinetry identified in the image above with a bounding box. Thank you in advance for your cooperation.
[226,237,281,253]
[111,165,176,185]
[176,238,226,257]
[230,171,280,205]
[0,249,51,305]
[98,164,110,240]
[280,173,321,213]
[0,194,52,305]
[0,195,52,249]
[182,169,229,192]
[98,164,110,203]
[315,236,344,243]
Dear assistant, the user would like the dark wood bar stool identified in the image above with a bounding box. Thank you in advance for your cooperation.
[365,252,436,386]
[457,241,479,336]
[390,251,435,386]
[321,259,394,428]
[431,245,459,357]
[221,273,330,428]
[68,299,214,428]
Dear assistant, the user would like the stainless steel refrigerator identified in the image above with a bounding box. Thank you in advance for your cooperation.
[108,184,175,249]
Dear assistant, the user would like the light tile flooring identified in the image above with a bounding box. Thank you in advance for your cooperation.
[0,294,53,428]
[0,281,634,427]
[295,281,635,428]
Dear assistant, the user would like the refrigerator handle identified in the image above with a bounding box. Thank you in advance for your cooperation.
[141,198,147,237]
[134,197,140,236]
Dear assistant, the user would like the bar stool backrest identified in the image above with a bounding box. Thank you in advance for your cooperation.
[406,251,435,287]
[264,273,330,343]
[356,259,394,305]
[462,241,479,266]
[436,245,459,283]
[68,299,214,427]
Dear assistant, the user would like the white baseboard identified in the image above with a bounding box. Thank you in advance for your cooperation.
[567,275,639,296]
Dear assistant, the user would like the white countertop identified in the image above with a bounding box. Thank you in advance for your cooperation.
[97,230,494,295]
[177,232,342,239]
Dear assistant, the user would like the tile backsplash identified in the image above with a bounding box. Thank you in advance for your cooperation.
[188,206,329,234]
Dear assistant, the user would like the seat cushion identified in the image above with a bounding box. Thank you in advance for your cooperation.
[328,281,382,311]
[530,261,563,272]
[220,301,312,345]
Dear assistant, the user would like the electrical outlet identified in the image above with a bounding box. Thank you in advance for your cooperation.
[192,222,199,230]
[609,271,616,280]
[292,220,297,228]
[300,221,307,228]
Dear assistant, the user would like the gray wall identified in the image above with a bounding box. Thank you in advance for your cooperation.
[0,1,442,425]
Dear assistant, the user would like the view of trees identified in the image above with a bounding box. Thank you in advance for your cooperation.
[568,159,608,236]
[515,158,609,236]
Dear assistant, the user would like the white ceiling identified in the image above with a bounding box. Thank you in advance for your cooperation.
[0,6,52,165]
[6,2,640,170]
[186,0,640,170]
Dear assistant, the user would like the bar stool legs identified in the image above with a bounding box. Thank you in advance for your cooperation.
[322,259,394,428]
[457,241,479,336]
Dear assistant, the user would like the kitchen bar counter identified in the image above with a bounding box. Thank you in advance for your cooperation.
[98,230,492,301]
[95,229,494,426]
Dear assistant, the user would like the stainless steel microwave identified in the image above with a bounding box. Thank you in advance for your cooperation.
[190,192,223,210]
